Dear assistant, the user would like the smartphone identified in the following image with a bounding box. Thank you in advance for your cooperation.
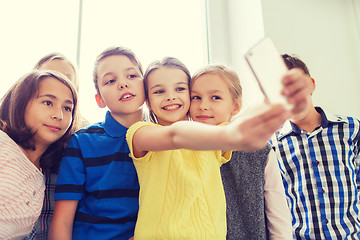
[245,37,290,107]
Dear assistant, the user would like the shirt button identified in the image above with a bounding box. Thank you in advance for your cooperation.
[26,201,30,206]
[33,191,36,196]
[321,189,325,194]
[315,161,319,165]
[325,219,329,224]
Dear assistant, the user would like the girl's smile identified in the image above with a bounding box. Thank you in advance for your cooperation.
[147,67,190,126]
[162,103,182,111]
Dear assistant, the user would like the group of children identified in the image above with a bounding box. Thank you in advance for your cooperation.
[0,46,310,239]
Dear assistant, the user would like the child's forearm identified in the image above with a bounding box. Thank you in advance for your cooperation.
[170,121,230,150]
[171,104,289,152]
[49,200,77,240]
[133,104,288,153]
[49,221,72,240]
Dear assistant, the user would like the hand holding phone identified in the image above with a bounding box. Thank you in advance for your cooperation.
[245,37,291,108]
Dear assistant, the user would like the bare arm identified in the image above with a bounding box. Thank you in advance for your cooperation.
[49,200,78,240]
[132,104,289,157]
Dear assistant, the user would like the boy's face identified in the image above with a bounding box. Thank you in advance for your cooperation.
[190,73,240,125]
[95,55,145,115]
[146,67,190,126]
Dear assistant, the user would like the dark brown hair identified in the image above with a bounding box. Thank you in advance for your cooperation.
[0,70,79,173]
[282,54,311,76]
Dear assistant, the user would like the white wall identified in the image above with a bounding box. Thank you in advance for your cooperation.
[207,0,360,118]
[206,0,267,113]
[262,0,360,118]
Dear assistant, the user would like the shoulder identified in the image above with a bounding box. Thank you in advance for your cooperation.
[127,121,158,138]
[0,130,21,154]
[0,130,11,143]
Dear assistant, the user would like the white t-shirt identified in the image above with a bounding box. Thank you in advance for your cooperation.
[0,130,45,239]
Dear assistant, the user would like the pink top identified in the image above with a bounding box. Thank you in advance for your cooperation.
[0,130,45,239]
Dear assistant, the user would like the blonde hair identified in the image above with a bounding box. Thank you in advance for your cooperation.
[191,64,242,102]
[34,52,79,90]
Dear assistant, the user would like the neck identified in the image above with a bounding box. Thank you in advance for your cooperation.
[292,107,322,133]
[21,144,48,170]
[110,108,144,128]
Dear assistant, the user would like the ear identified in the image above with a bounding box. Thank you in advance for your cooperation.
[309,77,316,94]
[95,94,106,108]
[231,98,242,116]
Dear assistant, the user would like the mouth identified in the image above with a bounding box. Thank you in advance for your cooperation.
[196,115,213,120]
[162,104,181,111]
[46,125,61,132]
[119,93,135,101]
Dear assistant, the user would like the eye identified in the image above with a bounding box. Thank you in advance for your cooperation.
[191,95,201,100]
[128,74,138,79]
[176,87,186,92]
[211,95,221,100]
[64,106,73,112]
[105,79,115,85]
[153,89,164,94]
[43,100,53,106]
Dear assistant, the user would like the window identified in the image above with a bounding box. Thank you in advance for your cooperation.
[0,0,207,123]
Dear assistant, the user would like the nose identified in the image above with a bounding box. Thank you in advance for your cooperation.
[117,78,129,90]
[52,108,64,121]
[166,91,176,101]
[166,96,176,101]
[199,99,209,110]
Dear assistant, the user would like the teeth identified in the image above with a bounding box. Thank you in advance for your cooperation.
[164,105,180,110]
[122,94,132,99]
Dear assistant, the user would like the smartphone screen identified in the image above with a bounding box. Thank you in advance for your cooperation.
[245,37,290,107]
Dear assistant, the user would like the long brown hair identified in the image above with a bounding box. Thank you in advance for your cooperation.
[0,70,79,173]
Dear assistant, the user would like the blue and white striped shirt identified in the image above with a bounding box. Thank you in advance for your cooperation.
[271,107,360,239]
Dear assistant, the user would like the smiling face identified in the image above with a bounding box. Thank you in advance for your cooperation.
[146,67,190,126]
[24,77,74,149]
[95,55,145,117]
[190,73,241,125]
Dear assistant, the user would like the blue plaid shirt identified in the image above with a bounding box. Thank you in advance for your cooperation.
[271,107,360,239]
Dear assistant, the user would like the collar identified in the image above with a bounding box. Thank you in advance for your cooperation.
[277,107,348,140]
[102,111,128,138]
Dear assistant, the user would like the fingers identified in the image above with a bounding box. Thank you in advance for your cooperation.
[281,69,311,113]
[235,104,289,151]
[281,69,307,98]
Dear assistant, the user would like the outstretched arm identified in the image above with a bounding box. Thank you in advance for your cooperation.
[132,104,289,157]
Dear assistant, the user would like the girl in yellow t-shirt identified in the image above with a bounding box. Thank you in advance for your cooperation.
[126,57,298,239]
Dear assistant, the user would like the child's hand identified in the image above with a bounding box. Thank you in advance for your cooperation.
[281,68,311,116]
[227,104,289,152]
[128,237,134,240]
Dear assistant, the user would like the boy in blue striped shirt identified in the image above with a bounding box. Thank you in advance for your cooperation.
[50,47,145,240]
[271,54,360,239]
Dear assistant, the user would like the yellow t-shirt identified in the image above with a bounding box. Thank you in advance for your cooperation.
[126,121,231,240]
